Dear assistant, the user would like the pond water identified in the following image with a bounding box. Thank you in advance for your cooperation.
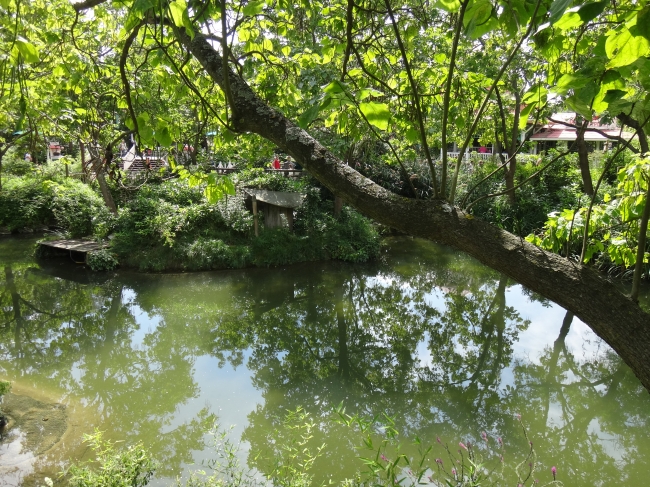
[1,235,649,486]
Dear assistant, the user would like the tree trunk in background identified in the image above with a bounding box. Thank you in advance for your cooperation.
[504,91,521,205]
[90,157,117,214]
[631,180,650,302]
[180,31,650,393]
[576,121,594,196]
[0,148,6,191]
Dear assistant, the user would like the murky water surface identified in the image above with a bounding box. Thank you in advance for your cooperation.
[1,235,649,486]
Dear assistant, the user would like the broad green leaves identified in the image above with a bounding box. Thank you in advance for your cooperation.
[529,155,650,266]
[463,0,496,39]
[15,37,40,64]
[169,0,194,38]
[606,27,649,68]
[297,81,391,132]
[358,102,391,131]
[242,0,265,16]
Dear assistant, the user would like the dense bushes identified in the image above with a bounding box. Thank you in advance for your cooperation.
[0,174,106,236]
[108,177,379,271]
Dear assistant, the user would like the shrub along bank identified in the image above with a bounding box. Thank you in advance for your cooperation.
[0,167,380,271]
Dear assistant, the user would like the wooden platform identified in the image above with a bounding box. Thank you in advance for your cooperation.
[39,240,108,252]
[38,240,109,264]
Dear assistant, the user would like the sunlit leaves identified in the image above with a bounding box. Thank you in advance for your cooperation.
[168,0,194,38]
[14,37,39,64]
[359,102,390,131]
[529,155,650,267]
[553,73,590,96]
[435,0,461,13]
[606,27,649,69]
[464,0,496,39]
[242,0,265,16]
[204,173,236,204]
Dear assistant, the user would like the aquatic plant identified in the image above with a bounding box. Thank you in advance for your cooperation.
[87,248,119,271]
[65,429,155,487]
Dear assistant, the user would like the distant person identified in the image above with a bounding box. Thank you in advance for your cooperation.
[478,146,488,153]
[24,152,32,162]
[273,155,281,169]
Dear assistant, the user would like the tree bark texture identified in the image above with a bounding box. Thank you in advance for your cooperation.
[576,122,594,196]
[180,32,650,393]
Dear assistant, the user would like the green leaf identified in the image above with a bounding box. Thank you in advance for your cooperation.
[169,0,194,38]
[132,0,155,16]
[637,7,650,41]
[298,103,321,129]
[405,127,420,143]
[522,83,548,103]
[603,89,627,103]
[359,102,390,131]
[15,37,39,64]
[519,103,536,129]
[578,2,606,23]
[555,11,583,31]
[549,0,573,25]
[169,0,186,27]
[323,80,347,95]
[243,0,264,16]
[554,73,590,95]
[154,126,172,147]
[565,94,592,118]
[435,0,460,13]
[464,0,494,39]
[607,32,649,68]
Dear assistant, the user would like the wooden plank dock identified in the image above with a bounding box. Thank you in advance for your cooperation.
[38,240,109,264]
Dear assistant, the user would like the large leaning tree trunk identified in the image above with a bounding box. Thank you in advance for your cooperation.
[174,33,650,392]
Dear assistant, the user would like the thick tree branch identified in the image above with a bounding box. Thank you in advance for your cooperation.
[177,31,650,393]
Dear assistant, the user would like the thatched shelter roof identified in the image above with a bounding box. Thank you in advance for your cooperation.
[243,189,305,209]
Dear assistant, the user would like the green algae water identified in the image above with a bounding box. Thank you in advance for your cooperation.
[1,235,649,486]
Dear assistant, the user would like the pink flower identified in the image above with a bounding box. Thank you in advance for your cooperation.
[481,431,487,442]
[451,468,456,476]
[516,414,521,420]
[435,458,443,465]
[459,442,467,450]
[551,466,557,480]
[381,454,388,462]
[497,437,503,445]
[436,437,441,444]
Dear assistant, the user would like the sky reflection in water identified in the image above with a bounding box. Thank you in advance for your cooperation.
[1,235,649,487]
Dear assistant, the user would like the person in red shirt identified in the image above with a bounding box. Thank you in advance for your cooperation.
[273,155,281,169]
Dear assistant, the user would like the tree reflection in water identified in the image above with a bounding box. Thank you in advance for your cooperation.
[1,237,649,487]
